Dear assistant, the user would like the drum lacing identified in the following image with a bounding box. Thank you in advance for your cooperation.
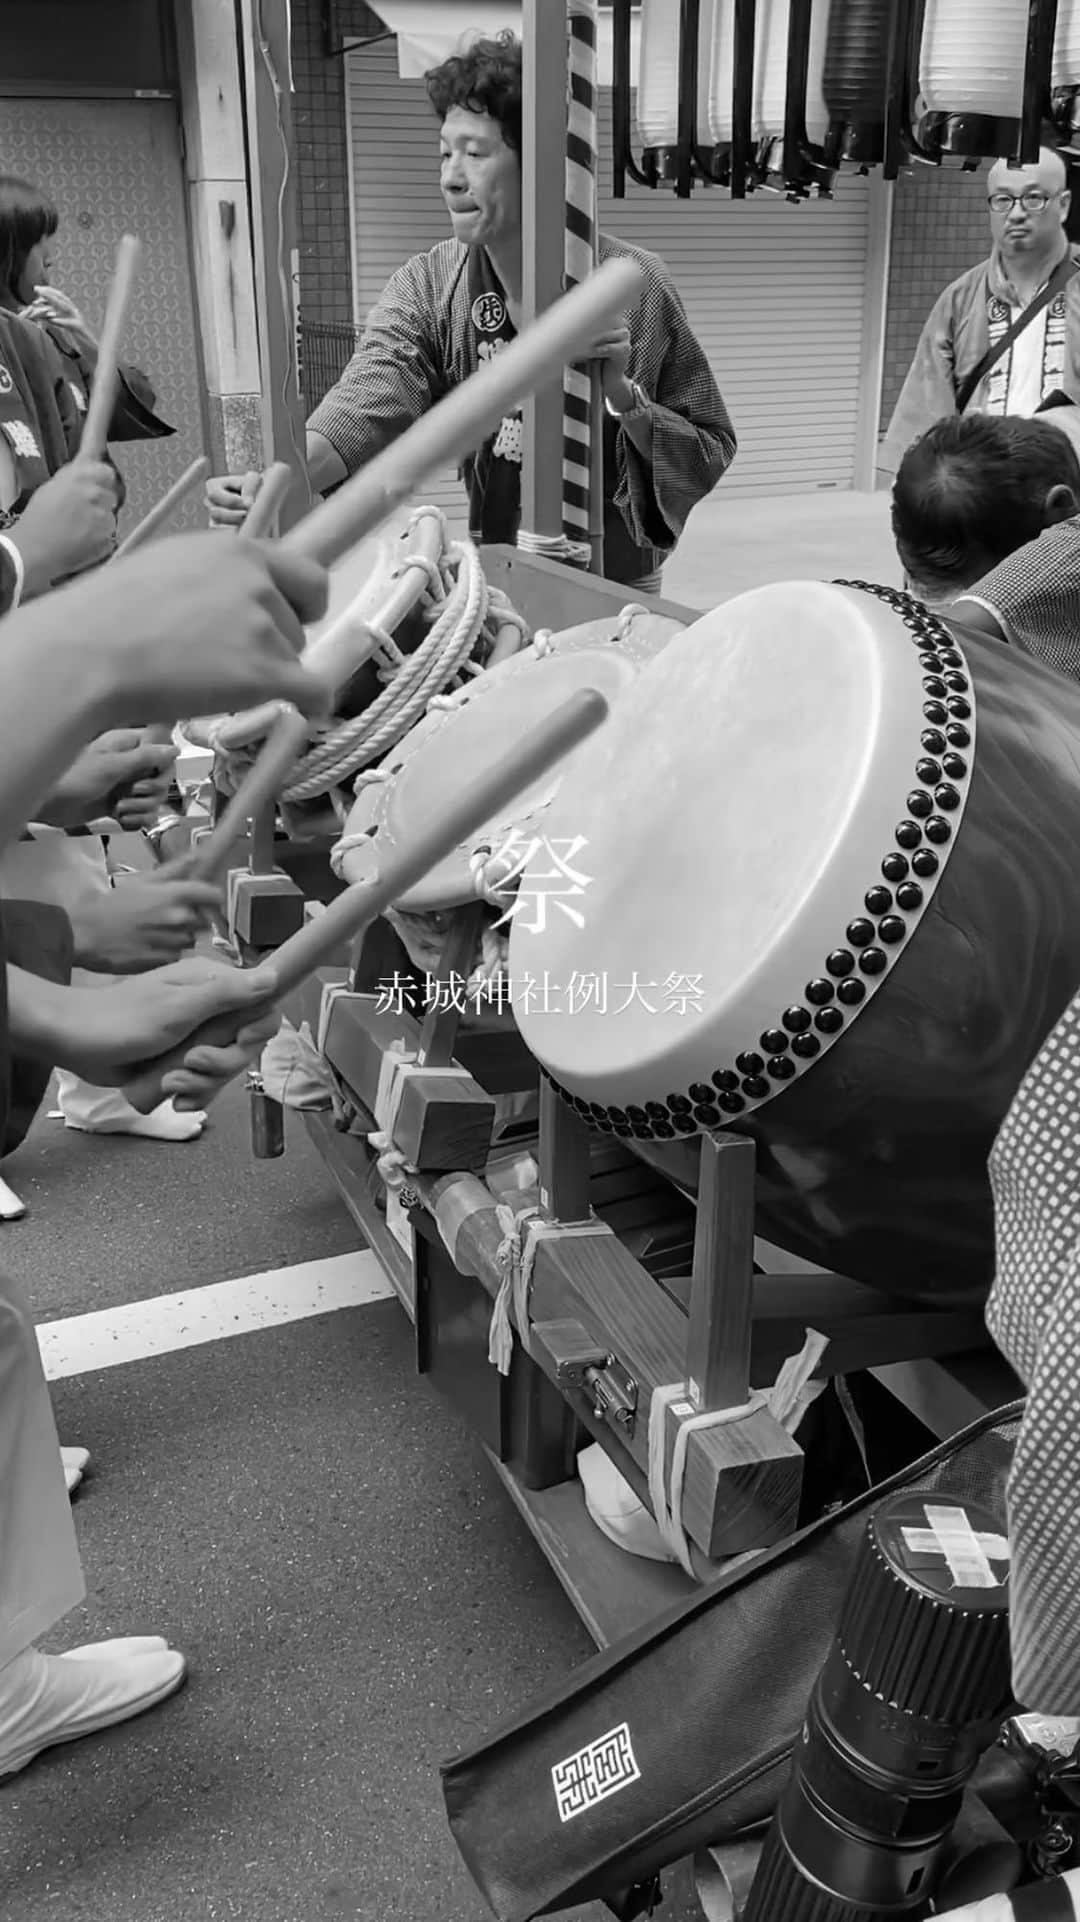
[281,536,490,803]
[616,602,647,640]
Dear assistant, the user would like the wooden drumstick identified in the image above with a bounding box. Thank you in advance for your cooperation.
[113,457,211,559]
[123,687,609,1111]
[240,461,293,541]
[77,234,141,464]
[280,255,641,573]
[188,704,310,884]
[185,258,640,880]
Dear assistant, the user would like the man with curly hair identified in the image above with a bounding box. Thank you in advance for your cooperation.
[208,34,736,591]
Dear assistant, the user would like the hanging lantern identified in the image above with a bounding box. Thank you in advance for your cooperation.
[1055,0,1080,87]
[706,0,830,186]
[635,0,715,185]
[822,0,894,165]
[915,0,1029,158]
[1052,0,1080,140]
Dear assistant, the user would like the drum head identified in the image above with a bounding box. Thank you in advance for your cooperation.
[337,610,682,911]
[512,582,975,1135]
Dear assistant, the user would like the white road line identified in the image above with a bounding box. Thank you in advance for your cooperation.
[37,1251,395,1381]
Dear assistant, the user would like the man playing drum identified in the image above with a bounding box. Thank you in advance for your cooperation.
[206,35,736,593]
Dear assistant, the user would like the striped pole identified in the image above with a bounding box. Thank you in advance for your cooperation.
[936,1871,1080,1918]
[564,0,600,569]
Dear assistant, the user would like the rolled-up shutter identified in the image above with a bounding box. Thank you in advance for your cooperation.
[346,40,872,505]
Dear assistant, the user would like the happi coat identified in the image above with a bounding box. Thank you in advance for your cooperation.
[308,232,736,587]
[879,247,1080,476]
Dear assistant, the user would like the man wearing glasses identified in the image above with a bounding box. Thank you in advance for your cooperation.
[878,148,1080,479]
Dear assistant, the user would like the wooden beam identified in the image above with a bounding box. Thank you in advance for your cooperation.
[236,0,311,526]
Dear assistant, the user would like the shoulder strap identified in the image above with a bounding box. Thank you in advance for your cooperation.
[955,255,1080,416]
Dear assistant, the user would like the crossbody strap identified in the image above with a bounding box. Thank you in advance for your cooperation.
[955,255,1080,416]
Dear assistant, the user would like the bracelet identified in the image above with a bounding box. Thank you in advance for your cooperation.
[605,382,650,421]
[0,534,25,610]
[143,812,184,850]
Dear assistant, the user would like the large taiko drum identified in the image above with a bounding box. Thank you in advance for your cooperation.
[511,580,1080,1305]
[335,607,683,912]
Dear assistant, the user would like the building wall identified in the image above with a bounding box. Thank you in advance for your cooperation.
[879,162,989,434]
[291,0,383,327]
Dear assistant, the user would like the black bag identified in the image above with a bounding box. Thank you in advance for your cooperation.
[0,897,74,1158]
[441,1402,1023,1921]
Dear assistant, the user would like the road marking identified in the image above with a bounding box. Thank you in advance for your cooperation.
[37,1251,395,1380]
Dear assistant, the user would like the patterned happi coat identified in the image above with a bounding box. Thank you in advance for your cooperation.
[308,231,736,588]
[879,246,1080,476]
[0,308,80,521]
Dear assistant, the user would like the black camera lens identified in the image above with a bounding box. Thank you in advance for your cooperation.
[743,1491,1012,1918]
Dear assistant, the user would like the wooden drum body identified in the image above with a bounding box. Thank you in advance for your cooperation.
[512,581,1080,1305]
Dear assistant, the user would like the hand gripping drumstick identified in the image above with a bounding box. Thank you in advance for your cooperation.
[77,234,141,465]
[239,461,294,542]
[137,463,295,754]
[113,456,211,559]
[186,255,642,884]
[123,685,609,1111]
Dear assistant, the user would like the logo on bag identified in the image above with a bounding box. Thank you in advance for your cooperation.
[552,1722,641,1823]
[0,364,12,397]
[472,291,505,334]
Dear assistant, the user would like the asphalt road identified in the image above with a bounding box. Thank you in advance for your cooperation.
[0,1083,704,1922]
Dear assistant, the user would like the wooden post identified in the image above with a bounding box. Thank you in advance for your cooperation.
[236,0,311,528]
[538,1076,593,1221]
[686,1135,756,1410]
[521,0,570,543]
[415,902,487,1068]
[174,0,263,477]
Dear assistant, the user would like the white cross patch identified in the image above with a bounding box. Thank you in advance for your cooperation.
[901,1503,1010,1589]
[1,420,39,461]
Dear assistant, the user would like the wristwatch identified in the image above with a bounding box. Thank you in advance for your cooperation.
[605,381,650,421]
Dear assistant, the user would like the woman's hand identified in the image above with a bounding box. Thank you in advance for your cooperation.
[21,284,95,349]
[11,460,120,594]
[73,870,223,974]
[36,731,177,829]
[47,533,331,727]
[49,953,279,1083]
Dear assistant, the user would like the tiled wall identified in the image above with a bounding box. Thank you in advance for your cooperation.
[879,162,989,434]
[291,0,382,326]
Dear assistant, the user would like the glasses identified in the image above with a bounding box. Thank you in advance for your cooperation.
[987,188,1062,214]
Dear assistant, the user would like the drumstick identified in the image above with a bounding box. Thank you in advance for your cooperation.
[124,687,609,1111]
[113,456,211,559]
[240,461,293,541]
[280,255,641,573]
[185,257,640,880]
[78,234,141,464]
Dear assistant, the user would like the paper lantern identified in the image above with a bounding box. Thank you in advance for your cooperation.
[706,0,830,148]
[636,0,715,149]
[918,0,1028,119]
[822,0,892,151]
[1053,0,1080,91]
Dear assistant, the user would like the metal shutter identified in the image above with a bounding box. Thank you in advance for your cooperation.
[596,95,872,493]
[345,41,871,503]
[346,39,469,526]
